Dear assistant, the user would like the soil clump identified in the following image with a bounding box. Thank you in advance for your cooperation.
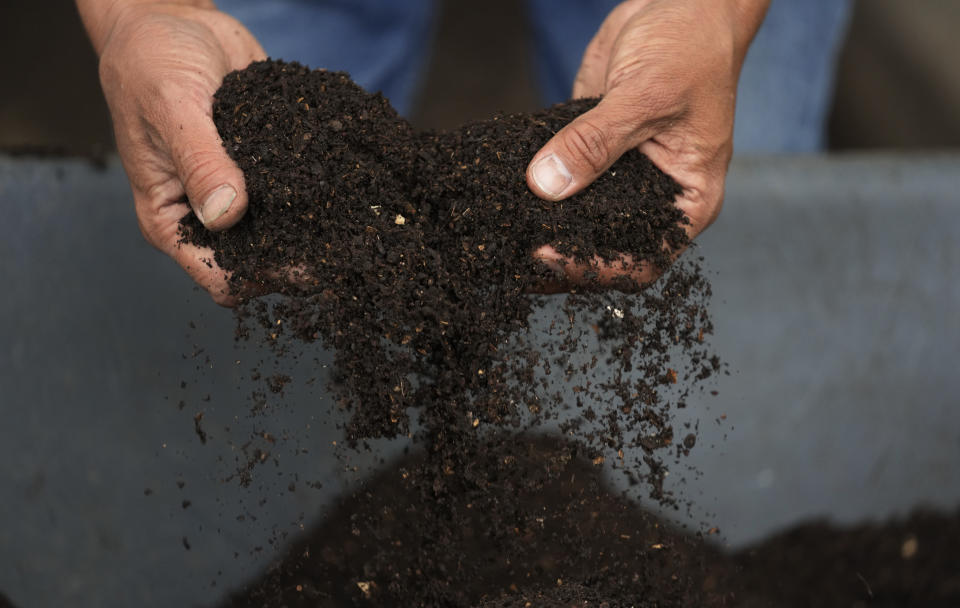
[217,438,723,608]
[182,59,718,605]
[216,441,960,607]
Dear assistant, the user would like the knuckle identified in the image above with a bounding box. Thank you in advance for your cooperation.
[704,191,725,227]
[178,147,226,197]
[135,209,165,251]
[607,63,681,117]
[156,78,210,114]
[209,289,234,308]
[680,180,725,233]
[97,54,117,91]
[133,187,184,253]
[571,73,592,98]
[563,119,611,174]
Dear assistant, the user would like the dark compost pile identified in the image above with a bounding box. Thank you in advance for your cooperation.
[215,442,960,607]
[181,59,717,605]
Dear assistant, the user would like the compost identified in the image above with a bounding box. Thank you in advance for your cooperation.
[216,442,960,607]
[182,59,719,605]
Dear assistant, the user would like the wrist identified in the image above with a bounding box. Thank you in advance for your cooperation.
[76,0,215,54]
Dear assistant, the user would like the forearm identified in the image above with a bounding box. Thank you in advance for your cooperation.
[76,0,215,53]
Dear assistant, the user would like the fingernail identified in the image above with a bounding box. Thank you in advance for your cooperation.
[199,185,237,225]
[531,153,572,199]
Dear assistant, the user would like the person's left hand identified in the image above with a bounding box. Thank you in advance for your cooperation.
[526,0,769,289]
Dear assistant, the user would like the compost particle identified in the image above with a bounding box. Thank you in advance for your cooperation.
[181,60,719,606]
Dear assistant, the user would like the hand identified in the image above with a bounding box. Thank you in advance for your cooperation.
[81,1,266,304]
[526,0,769,288]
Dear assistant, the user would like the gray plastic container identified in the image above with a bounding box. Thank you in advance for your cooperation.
[1,155,958,607]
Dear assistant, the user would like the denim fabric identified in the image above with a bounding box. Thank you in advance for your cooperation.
[523,0,622,106]
[733,0,854,152]
[217,0,436,117]
[217,0,852,152]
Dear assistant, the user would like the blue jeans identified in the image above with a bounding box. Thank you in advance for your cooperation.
[218,0,852,153]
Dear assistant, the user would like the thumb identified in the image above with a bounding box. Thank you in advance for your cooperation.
[526,97,650,201]
[168,104,248,231]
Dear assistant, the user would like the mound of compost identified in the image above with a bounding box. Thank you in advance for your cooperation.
[182,59,719,605]
[217,437,723,608]
[216,440,960,608]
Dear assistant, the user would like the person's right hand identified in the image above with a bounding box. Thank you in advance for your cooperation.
[80,1,266,304]
[526,0,768,292]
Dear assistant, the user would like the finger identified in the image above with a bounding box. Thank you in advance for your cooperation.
[170,240,238,307]
[573,33,609,99]
[244,263,321,296]
[165,100,248,232]
[526,96,654,202]
[572,1,638,98]
[130,176,238,305]
[530,186,709,293]
[640,138,726,240]
[195,10,268,70]
[531,245,665,294]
